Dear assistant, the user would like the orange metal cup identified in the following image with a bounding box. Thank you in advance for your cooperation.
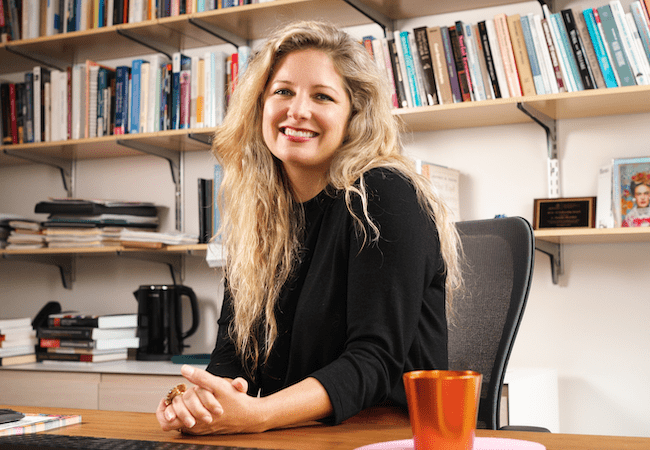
[403,370,482,450]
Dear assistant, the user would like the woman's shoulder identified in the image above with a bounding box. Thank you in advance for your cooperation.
[360,167,417,201]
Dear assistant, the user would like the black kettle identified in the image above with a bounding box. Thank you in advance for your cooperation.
[134,284,200,361]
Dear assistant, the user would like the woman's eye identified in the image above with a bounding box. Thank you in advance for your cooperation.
[274,88,292,96]
[316,93,334,101]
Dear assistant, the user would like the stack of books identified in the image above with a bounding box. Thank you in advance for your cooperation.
[33,198,160,249]
[4,219,45,250]
[0,317,37,366]
[36,313,140,364]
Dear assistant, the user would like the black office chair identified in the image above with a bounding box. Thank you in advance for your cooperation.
[449,216,548,431]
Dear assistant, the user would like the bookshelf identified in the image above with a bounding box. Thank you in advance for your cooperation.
[1,0,650,285]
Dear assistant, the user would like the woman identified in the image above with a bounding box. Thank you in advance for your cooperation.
[156,20,461,435]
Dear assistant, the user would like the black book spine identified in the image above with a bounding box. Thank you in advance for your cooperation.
[477,21,502,98]
[413,26,439,106]
[561,9,596,90]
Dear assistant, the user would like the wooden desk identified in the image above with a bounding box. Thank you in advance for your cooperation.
[3,405,650,450]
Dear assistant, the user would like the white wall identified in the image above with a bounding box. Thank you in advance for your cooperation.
[1,0,649,438]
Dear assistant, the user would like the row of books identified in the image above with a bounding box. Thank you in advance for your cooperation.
[1,0,276,42]
[36,312,140,364]
[0,316,36,366]
[364,0,650,108]
[0,47,248,145]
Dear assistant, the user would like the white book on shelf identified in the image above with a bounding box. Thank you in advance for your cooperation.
[213,51,226,126]
[204,52,213,128]
[148,55,165,133]
[106,0,114,27]
[71,64,86,140]
[626,13,650,80]
[139,61,150,134]
[46,0,61,36]
[610,0,648,85]
[596,164,615,229]
[464,22,487,101]
[532,14,559,94]
[88,65,99,138]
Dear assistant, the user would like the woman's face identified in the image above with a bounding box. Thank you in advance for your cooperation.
[262,49,351,195]
[634,184,650,208]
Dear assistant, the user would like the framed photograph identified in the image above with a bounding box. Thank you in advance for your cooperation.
[612,157,650,227]
[533,197,596,229]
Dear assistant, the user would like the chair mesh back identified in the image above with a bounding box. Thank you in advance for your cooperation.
[448,217,534,430]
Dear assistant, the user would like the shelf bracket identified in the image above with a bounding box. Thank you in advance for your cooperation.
[535,240,563,285]
[2,149,74,197]
[2,253,75,289]
[118,251,184,285]
[116,28,177,60]
[187,133,213,146]
[343,0,395,37]
[4,45,67,72]
[116,139,183,231]
[516,102,560,199]
[188,18,251,49]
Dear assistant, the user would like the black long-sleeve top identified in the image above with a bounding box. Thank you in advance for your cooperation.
[207,168,448,425]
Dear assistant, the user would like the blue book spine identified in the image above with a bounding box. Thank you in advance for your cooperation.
[583,8,618,88]
[97,68,107,137]
[171,53,182,130]
[630,2,650,66]
[597,5,636,86]
[551,13,584,91]
[130,60,143,134]
[520,15,545,95]
[114,66,130,134]
[399,31,422,107]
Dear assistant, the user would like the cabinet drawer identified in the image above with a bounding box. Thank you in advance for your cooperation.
[0,371,101,409]
[99,374,188,412]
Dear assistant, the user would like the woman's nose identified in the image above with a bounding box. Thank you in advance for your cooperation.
[287,94,311,120]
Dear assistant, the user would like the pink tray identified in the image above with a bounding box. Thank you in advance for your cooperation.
[355,437,546,450]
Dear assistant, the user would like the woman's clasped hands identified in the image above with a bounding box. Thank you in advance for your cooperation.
[156,365,261,435]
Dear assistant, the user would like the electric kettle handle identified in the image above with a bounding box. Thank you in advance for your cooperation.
[178,285,200,340]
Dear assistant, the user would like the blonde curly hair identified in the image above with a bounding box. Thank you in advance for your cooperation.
[212,20,461,373]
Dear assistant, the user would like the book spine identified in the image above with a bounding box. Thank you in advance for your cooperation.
[114,66,128,134]
[376,40,396,108]
[573,9,606,89]
[399,31,421,107]
[8,83,17,144]
[494,14,522,97]
[610,0,647,85]
[464,22,487,101]
[96,68,107,137]
[584,8,619,88]
[427,27,454,104]
[540,17,567,92]
[472,23,494,99]
[520,15,545,94]
[562,9,596,89]
[48,317,99,327]
[597,5,637,86]
[388,38,408,108]
[130,60,142,133]
[40,338,94,348]
[631,2,650,64]
[485,19,510,98]
[451,24,472,101]
[139,61,150,133]
[550,13,581,91]
[530,14,556,94]
[413,27,438,106]
[179,55,192,129]
[478,21,501,98]
[37,327,94,339]
[171,52,182,129]
[507,14,537,96]
[24,72,34,142]
[196,57,205,127]
[440,26,463,103]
